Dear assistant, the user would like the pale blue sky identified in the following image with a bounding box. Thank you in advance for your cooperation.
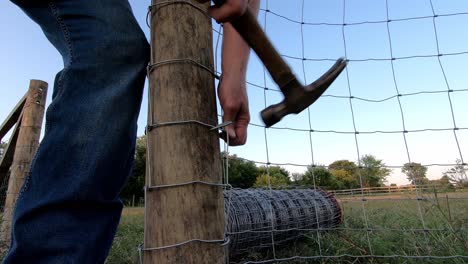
[1,0,467,185]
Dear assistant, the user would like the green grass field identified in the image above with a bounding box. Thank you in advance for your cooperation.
[107,191,467,264]
[1,192,465,263]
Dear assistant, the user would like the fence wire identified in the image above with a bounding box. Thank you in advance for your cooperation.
[141,0,468,263]
[212,0,468,263]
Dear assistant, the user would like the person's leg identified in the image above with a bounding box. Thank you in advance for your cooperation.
[3,1,149,263]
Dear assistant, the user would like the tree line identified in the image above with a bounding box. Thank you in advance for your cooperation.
[1,138,466,204]
[225,153,392,189]
[121,136,467,203]
[225,156,466,190]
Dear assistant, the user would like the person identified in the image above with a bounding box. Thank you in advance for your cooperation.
[3,0,259,262]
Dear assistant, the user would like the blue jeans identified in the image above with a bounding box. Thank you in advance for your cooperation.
[3,1,149,263]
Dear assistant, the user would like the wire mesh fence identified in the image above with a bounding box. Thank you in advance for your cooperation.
[211,0,468,263]
[225,187,467,263]
[2,0,468,263]
[140,0,468,262]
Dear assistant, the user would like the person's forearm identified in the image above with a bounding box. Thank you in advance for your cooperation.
[221,0,260,81]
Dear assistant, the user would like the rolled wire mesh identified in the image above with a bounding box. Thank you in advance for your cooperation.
[225,188,341,257]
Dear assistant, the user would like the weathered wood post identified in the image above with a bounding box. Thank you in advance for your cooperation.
[0,80,48,246]
[144,0,225,263]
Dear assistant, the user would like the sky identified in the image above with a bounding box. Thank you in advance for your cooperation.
[1,0,467,185]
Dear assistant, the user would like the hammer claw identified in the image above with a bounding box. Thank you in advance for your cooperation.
[306,58,347,93]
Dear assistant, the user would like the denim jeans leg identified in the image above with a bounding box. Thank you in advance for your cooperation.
[3,1,149,263]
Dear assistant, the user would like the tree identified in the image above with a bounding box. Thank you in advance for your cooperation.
[443,159,468,188]
[402,162,428,185]
[329,160,359,189]
[358,154,391,187]
[431,175,455,191]
[258,166,290,184]
[254,166,291,187]
[291,172,303,183]
[331,169,358,189]
[329,160,357,175]
[121,136,146,204]
[254,174,289,187]
[301,166,338,189]
[0,141,6,159]
[223,153,259,188]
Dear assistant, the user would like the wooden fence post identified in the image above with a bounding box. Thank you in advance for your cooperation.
[144,0,225,263]
[0,80,48,247]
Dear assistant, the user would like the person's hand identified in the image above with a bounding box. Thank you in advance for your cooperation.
[208,0,249,23]
[218,75,250,146]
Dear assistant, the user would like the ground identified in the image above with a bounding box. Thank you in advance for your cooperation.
[0,191,465,263]
[106,190,468,263]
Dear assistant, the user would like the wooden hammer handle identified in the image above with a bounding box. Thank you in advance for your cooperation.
[229,8,297,91]
[195,0,298,92]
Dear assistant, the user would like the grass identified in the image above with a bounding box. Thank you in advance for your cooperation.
[1,191,465,263]
[232,191,468,263]
[105,208,144,264]
[107,190,467,263]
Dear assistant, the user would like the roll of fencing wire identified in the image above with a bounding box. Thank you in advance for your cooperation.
[225,188,342,256]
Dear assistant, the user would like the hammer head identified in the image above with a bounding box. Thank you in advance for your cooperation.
[261,58,347,127]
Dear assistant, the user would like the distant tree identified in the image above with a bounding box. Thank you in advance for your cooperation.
[223,153,259,188]
[258,166,290,184]
[329,160,359,189]
[291,172,303,183]
[254,166,291,187]
[331,169,358,189]
[0,141,6,159]
[436,175,455,190]
[329,160,357,174]
[438,175,450,185]
[301,166,338,189]
[443,159,468,188]
[358,155,391,187]
[254,174,290,187]
[121,136,146,204]
[402,162,428,185]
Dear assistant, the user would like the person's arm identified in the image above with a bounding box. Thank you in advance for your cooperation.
[210,0,260,146]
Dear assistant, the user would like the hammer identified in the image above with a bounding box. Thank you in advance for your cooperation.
[199,0,347,127]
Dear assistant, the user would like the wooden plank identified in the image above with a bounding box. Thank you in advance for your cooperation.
[144,0,225,263]
[0,80,48,247]
[0,93,26,141]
